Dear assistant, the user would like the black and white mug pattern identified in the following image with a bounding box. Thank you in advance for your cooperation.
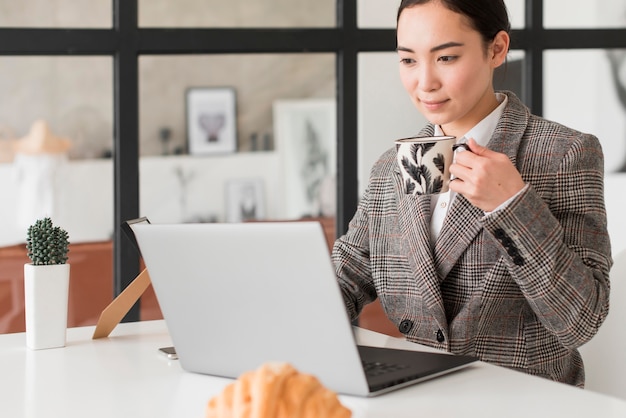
[395,136,458,196]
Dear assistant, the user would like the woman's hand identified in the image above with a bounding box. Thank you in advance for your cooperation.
[449,138,526,212]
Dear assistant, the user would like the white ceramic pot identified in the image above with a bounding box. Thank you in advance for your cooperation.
[24,263,70,350]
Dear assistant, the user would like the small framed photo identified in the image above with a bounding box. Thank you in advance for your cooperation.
[186,87,237,155]
[225,178,265,223]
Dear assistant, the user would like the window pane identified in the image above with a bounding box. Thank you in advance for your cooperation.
[358,52,426,195]
[505,0,525,29]
[139,0,335,28]
[544,0,626,28]
[544,49,626,173]
[0,0,112,28]
[0,56,114,333]
[139,53,337,228]
[494,50,526,100]
[358,0,525,29]
[358,0,397,29]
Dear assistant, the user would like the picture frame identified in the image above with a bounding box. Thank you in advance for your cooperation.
[273,99,336,219]
[186,87,237,155]
[225,178,265,223]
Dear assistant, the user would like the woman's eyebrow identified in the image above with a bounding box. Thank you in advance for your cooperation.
[431,41,464,52]
[396,41,464,53]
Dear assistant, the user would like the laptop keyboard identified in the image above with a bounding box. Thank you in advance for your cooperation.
[362,360,410,377]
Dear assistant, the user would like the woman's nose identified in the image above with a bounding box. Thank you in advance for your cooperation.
[417,65,439,92]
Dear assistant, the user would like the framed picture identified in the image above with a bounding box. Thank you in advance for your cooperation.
[273,99,336,219]
[225,178,265,223]
[186,87,237,155]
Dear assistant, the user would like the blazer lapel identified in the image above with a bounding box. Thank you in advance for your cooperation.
[487,91,529,169]
[396,192,448,328]
[433,195,483,279]
[393,153,447,327]
[396,192,434,271]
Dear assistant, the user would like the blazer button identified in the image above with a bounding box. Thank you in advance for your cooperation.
[513,255,525,266]
[502,236,513,247]
[494,228,506,240]
[436,329,445,343]
[507,246,520,257]
[398,319,413,334]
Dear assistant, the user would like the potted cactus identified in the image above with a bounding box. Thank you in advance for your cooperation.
[24,217,70,350]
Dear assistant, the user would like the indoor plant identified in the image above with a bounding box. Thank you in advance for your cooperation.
[24,217,70,349]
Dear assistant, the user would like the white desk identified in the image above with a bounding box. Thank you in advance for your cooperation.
[2,320,626,418]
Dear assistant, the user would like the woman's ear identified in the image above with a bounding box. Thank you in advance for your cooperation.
[491,31,510,67]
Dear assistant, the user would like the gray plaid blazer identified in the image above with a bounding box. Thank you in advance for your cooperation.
[332,91,612,387]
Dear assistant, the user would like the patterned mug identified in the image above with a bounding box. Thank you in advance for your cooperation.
[395,135,469,195]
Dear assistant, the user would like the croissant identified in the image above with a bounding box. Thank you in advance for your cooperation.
[206,362,352,418]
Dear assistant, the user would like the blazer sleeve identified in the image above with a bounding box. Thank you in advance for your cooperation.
[481,132,612,349]
[331,187,377,321]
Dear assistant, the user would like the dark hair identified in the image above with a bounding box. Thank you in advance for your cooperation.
[397,0,511,45]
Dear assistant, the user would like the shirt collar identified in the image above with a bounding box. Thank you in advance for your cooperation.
[434,92,508,146]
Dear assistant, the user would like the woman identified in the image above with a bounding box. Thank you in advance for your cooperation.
[332,0,612,387]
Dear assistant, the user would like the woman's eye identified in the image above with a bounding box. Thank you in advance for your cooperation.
[438,55,457,63]
[399,57,415,65]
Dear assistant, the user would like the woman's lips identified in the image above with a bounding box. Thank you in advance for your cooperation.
[420,98,448,111]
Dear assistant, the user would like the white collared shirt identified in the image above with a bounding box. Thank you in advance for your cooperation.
[429,93,509,248]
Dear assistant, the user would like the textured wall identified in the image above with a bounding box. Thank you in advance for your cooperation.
[139,54,335,156]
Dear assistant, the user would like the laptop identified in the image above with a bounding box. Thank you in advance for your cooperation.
[127,219,477,397]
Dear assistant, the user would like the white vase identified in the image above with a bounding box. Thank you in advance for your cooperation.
[24,263,70,350]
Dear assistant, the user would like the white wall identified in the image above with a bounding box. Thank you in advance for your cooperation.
[139,153,282,225]
[0,153,282,247]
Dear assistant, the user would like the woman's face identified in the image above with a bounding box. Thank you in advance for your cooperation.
[397,2,508,137]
